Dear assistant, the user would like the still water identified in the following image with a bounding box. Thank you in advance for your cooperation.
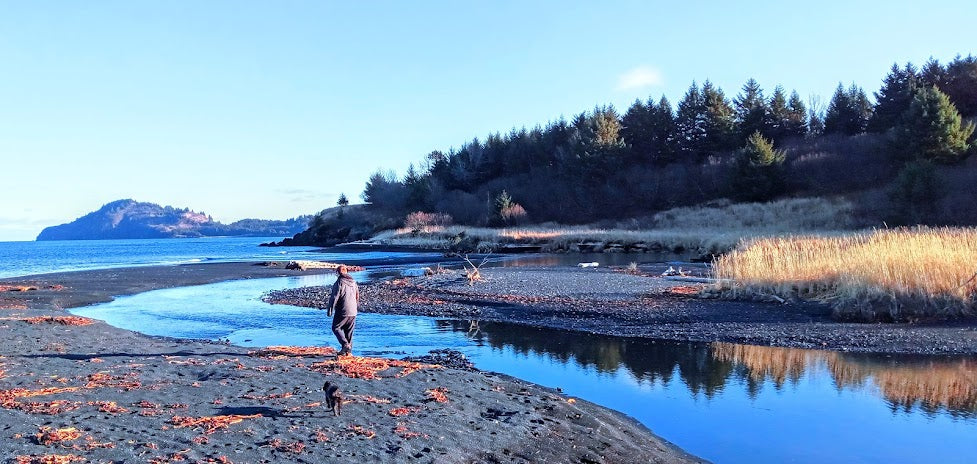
[71,275,977,464]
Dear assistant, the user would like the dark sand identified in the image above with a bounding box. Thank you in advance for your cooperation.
[0,263,703,463]
[268,264,977,355]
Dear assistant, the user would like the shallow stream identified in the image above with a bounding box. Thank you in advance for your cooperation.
[70,274,977,464]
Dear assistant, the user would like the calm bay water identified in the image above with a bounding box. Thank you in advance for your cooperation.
[71,276,977,464]
[0,237,444,279]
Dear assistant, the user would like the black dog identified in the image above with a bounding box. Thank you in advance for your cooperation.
[323,381,343,416]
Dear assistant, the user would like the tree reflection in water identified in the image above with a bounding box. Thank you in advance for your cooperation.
[437,320,977,417]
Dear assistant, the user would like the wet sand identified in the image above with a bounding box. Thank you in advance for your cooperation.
[269,265,977,355]
[0,263,703,463]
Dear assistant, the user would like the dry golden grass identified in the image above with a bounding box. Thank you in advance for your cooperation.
[365,197,854,256]
[713,227,977,320]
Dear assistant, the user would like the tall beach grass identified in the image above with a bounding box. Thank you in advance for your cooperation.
[713,227,977,321]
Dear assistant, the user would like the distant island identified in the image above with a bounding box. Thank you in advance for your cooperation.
[36,199,312,241]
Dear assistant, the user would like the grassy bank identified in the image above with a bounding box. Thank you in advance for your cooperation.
[712,227,977,321]
[362,197,854,258]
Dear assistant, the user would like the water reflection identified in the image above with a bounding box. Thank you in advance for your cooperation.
[440,320,977,418]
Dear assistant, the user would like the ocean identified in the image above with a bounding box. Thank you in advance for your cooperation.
[0,237,437,279]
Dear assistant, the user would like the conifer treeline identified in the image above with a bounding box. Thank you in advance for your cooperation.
[360,55,977,225]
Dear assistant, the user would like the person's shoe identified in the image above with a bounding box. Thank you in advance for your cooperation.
[337,344,352,357]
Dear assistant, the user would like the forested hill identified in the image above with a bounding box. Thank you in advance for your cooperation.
[356,54,977,228]
[36,199,311,241]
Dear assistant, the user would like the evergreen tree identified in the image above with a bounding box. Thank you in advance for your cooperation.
[403,164,431,210]
[824,83,871,135]
[650,96,677,163]
[920,58,947,91]
[786,90,808,138]
[675,82,708,160]
[621,98,653,162]
[494,190,513,215]
[893,86,975,164]
[337,193,349,207]
[867,63,918,133]
[729,132,786,202]
[701,81,737,154]
[735,78,772,142]
[768,85,790,143]
[943,55,977,117]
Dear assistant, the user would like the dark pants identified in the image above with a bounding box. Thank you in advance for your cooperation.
[332,314,356,348]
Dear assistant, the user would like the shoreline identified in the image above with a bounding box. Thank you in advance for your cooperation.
[0,262,703,463]
[269,264,977,356]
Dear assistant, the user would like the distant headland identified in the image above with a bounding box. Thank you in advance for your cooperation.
[36,199,311,241]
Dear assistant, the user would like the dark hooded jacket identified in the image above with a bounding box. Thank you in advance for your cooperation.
[328,275,359,317]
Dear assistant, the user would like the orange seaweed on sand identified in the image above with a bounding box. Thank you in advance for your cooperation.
[425,387,449,403]
[24,316,94,326]
[5,400,81,415]
[85,371,141,390]
[394,423,425,439]
[388,407,413,416]
[264,439,306,453]
[14,454,85,464]
[88,401,128,414]
[170,414,262,434]
[148,449,191,464]
[309,356,438,380]
[201,457,233,464]
[668,285,705,296]
[35,427,82,446]
[347,425,377,439]
[0,387,80,402]
[82,435,115,449]
[0,285,38,292]
[0,299,28,310]
[250,345,338,358]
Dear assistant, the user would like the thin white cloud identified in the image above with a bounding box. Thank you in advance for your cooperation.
[616,66,664,91]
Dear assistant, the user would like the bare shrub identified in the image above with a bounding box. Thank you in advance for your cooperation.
[404,212,453,230]
[500,203,528,225]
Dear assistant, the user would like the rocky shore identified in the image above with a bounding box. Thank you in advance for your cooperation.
[0,263,703,463]
[266,264,977,355]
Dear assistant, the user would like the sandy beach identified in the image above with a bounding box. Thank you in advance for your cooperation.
[0,263,703,463]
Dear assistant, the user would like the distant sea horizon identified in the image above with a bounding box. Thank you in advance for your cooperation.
[0,236,319,279]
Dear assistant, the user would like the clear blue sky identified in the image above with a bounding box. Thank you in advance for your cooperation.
[1,1,974,241]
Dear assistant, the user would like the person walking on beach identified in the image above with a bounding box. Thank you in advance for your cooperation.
[327,265,359,357]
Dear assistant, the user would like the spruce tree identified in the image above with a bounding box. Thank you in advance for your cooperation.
[768,85,790,143]
[651,96,677,163]
[701,81,737,154]
[786,91,808,138]
[337,193,349,207]
[621,98,653,162]
[943,55,977,117]
[893,86,975,164]
[675,82,708,160]
[920,58,947,91]
[730,131,786,202]
[824,83,871,135]
[735,78,771,143]
[867,63,918,133]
